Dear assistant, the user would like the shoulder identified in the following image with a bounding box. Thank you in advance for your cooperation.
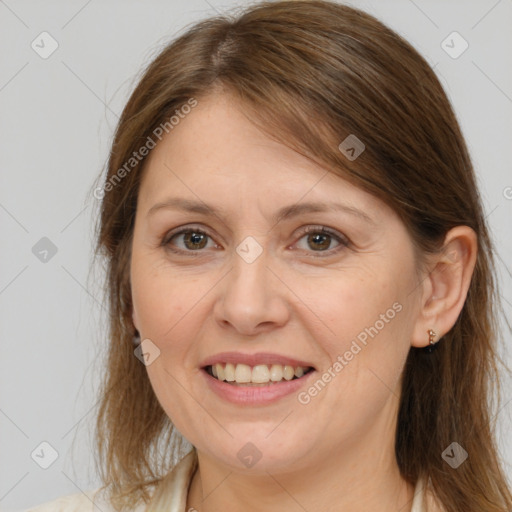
[22,488,146,512]
[411,476,446,512]
[424,487,446,512]
[23,491,99,512]
[24,449,197,512]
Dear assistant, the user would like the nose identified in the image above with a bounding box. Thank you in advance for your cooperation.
[213,251,290,336]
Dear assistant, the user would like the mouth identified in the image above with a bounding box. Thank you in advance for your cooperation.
[204,363,315,386]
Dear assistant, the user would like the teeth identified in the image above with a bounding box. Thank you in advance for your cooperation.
[216,363,225,381]
[208,363,311,384]
[269,364,283,381]
[234,364,252,383]
[283,365,295,380]
[224,363,236,382]
[252,364,270,383]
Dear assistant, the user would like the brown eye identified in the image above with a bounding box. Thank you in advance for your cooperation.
[164,228,215,251]
[295,226,348,255]
[306,232,332,251]
[182,231,208,250]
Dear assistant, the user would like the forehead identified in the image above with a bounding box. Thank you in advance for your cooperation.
[137,93,389,222]
[141,93,321,184]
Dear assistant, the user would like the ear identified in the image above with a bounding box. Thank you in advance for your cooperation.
[411,226,477,348]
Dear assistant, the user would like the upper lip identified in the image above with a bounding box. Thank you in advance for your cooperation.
[200,352,316,369]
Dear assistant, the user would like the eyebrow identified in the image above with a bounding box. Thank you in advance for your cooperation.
[147,197,375,225]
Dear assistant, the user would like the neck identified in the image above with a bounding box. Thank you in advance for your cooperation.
[186,437,414,512]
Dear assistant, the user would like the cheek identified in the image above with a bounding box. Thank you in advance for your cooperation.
[131,254,204,340]
[131,260,220,396]
[132,281,183,338]
[301,268,415,410]
[302,274,403,348]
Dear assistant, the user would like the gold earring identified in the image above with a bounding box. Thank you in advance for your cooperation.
[426,329,437,353]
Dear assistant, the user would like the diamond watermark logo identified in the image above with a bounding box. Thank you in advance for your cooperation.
[31,441,59,469]
[338,134,365,161]
[31,31,59,59]
[32,237,58,263]
[237,442,263,468]
[441,441,468,468]
[134,338,161,366]
[441,31,468,59]
[236,236,263,264]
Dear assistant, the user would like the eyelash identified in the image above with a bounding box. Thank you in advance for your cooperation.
[161,224,349,258]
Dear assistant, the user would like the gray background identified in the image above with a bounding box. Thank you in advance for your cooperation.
[1,0,511,510]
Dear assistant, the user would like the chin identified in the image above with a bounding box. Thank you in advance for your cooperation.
[196,429,316,474]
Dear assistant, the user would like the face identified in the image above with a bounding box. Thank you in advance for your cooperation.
[130,93,424,474]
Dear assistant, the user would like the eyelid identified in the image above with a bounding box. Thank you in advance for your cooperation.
[162,223,350,256]
[297,225,348,242]
[161,224,220,255]
[162,224,212,245]
[293,225,350,255]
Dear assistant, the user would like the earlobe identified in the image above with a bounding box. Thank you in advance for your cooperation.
[411,226,477,349]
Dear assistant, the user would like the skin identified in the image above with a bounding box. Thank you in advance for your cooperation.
[130,92,477,512]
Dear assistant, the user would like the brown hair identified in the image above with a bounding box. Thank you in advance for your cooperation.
[90,1,512,510]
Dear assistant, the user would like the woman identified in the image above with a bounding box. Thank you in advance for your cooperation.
[26,1,511,511]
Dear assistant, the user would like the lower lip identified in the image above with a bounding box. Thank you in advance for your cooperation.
[201,369,316,405]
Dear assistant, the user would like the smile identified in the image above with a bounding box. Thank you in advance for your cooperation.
[206,363,314,385]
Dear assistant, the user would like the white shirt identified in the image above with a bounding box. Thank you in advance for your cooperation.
[23,450,429,511]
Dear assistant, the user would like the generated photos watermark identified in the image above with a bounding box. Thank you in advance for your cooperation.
[297,301,403,404]
[94,98,198,200]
